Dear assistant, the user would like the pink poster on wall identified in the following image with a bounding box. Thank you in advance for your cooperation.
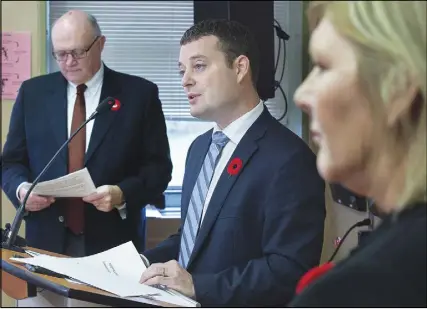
[1,31,31,100]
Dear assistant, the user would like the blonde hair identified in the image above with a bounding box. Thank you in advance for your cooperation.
[307,1,427,208]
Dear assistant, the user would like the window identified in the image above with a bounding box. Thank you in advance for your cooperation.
[47,1,292,215]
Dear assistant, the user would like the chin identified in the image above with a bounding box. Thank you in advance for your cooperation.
[316,150,344,183]
[190,106,209,121]
[65,75,82,85]
[317,150,369,198]
[190,109,202,119]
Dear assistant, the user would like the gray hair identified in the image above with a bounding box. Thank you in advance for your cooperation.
[87,13,102,37]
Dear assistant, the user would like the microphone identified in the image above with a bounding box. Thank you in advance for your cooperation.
[1,96,121,253]
[328,218,372,262]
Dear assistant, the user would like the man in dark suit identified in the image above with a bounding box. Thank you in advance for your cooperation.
[1,10,172,256]
[138,20,326,307]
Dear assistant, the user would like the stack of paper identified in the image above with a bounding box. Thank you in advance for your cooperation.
[11,242,200,307]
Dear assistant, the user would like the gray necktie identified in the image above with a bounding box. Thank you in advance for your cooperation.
[178,131,230,268]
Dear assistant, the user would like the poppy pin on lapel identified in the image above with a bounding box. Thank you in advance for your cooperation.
[111,99,121,111]
[227,157,243,176]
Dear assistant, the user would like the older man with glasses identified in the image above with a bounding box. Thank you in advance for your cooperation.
[1,10,172,257]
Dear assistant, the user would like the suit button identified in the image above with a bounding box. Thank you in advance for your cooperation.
[58,216,64,223]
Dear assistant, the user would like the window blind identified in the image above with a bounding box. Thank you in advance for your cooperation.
[47,1,286,121]
[48,1,194,120]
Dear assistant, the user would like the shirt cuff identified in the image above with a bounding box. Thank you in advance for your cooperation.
[16,181,30,201]
[139,254,150,268]
[116,203,127,220]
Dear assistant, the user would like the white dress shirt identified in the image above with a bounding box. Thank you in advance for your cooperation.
[67,65,104,149]
[199,101,264,225]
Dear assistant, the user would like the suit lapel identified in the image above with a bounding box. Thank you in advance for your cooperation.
[187,107,270,268]
[85,65,121,164]
[46,73,68,163]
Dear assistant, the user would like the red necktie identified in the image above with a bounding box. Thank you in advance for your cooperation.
[65,84,87,235]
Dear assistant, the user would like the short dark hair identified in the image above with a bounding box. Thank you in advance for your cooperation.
[180,19,259,86]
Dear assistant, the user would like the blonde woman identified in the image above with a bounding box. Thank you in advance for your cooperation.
[290,1,426,307]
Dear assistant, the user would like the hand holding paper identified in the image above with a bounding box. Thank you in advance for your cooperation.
[83,185,124,212]
[18,185,55,212]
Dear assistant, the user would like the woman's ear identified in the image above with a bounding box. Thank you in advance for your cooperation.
[386,83,420,128]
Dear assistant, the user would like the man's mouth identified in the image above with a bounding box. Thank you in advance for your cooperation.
[187,93,200,100]
[188,93,201,104]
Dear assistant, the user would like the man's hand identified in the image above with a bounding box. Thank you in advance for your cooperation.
[19,187,55,212]
[82,185,124,212]
[139,260,196,299]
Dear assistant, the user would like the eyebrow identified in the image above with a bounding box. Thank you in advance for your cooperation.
[178,54,208,67]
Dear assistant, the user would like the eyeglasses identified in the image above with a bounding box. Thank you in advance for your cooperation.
[52,36,99,61]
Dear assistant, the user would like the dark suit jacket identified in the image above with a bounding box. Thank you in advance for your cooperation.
[289,203,426,307]
[1,64,172,255]
[144,106,326,307]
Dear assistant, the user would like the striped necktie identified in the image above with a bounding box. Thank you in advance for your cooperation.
[178,131,229,268]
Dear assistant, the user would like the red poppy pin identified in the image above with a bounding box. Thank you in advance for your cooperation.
[295,262,335,295]
[227,158,243,176]
[111,99,121,111]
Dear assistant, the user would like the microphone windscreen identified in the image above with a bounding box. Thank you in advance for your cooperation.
[96,97,121,114]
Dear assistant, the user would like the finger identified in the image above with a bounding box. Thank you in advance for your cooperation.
[145,275,177,286]
[139,264,167,283]
[26,201,50,208]
[38,197,56,205]
[28,197,55,207]
[45,196,56,203]
[83,192,106,203]
[163,260,180,276]
[27,194,50,204]
[165,260,180,267]
[26,203,50,211]
[97,205,111,212]
[102,204,114,212]
[143,276,163,286]
[145,277,180,292]
[25,204,40,211]
[93,201,113,212]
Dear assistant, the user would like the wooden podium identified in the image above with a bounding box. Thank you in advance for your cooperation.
[1,247,176,307]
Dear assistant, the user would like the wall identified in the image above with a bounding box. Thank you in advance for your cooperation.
[1,1,46,307]
[146,218,181,250]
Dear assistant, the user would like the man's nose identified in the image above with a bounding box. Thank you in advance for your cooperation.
[65,53,76,66]
[181,71,194,88]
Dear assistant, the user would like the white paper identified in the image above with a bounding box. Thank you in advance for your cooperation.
[21,168,97,198]
[65,277,86,285]
[24,249,42,257]
[145,205,164,218]
[70,240,147,282]
[11,242,199,307]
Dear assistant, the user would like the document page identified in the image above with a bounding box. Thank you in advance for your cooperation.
[70,241,146,282]
[11,241,200,307]
[21,168,96,197]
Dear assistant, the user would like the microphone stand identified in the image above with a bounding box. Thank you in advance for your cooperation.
[1,111,99,253]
